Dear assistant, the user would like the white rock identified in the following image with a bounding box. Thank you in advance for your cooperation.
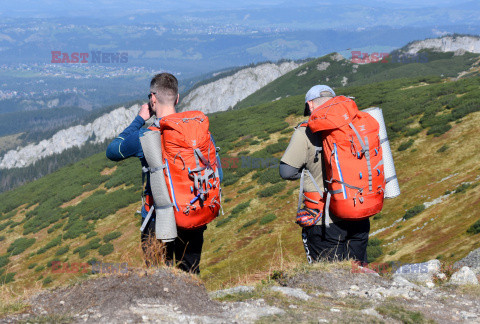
[426,282,435,289]
[405,36,480,54]
[449,267,479,286]
[210,285,255,298]
[0,104,139,169]
[179,61,300,114]
[270,286,311,301]
[361,308,382,319]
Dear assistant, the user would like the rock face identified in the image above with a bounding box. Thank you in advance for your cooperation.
[449,266,479,286]
[0,104,139,169]
[404,36,480,54]
[178,61,300,114]
[454,247,480,274]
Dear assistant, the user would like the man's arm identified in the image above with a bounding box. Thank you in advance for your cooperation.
[279,162,302,180]
[106,105,151,161]
[279,127,308,180]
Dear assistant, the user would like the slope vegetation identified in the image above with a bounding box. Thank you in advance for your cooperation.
[1,58,480,303]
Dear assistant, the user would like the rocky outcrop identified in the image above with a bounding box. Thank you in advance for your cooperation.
[0,104,139,169]
[404,36,480,54]
[178,61,300,113]
[449,267,479,286]
[454,247,480,274]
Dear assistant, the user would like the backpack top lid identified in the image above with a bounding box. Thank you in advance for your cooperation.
[308,96,359,132]
[159,110,210,148]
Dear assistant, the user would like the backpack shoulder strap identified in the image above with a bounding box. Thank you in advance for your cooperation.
[295,121,308,129]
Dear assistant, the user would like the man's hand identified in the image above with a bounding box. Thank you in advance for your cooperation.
[139,103,152,121]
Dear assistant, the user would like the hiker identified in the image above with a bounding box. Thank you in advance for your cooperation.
[280,85,382,264]
[106,73,222,274]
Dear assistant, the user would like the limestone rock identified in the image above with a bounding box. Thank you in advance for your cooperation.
[178,61,300,114]
[449,266,479,286]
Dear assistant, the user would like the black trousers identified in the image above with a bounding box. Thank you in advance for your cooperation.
[141,217,206,274]
[301,218,370,263]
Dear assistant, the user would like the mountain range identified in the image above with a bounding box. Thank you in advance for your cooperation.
[0,34,480,320]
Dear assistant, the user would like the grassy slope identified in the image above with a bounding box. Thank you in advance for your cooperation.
[1,62,480,298]
[234,51,479,110]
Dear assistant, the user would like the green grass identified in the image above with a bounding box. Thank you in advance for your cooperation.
[376,303,434,324]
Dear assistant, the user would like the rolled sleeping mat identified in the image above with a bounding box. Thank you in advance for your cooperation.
[364,107,401,199]
[140,130,177,242]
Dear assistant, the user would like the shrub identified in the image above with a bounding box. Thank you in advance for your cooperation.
[466,220,480,234]
[259,213,277,225]
[265,142,287,155]
[37,236,62,255]
[34,265,46,273]
[28,263,37,269]
[397,139,414,151]
[238,219,257,231]
[257,183,286,197]
[454,183,471,194]
[7,238,36,256]
[231,200,251,215]
[0,255,9,268]
[404,127,421,137]
[74,238,102,259]
[42,276,53,285]
[215,217,232,227]
[403,205,425,220]
[0,235,5,242]
[238,185,254,194]
[63,219,93,240]
[103,231,122,243]
[436,145,449,153]
[367,238,383,263]
[47,222,64,234]
[86,231,98,239]
[98,243,114,256]
[55,245,70,256]
[0,272,15,285]
[427,124,451,136]
[257,167,282,185]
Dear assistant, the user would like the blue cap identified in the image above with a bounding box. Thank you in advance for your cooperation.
[304,85,335,116]
[305,85,336,103]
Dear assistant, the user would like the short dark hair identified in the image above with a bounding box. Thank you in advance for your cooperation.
[150,73,178,106]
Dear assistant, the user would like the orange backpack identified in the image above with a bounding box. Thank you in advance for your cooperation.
[146,111,221,229]
[307,96,385,220]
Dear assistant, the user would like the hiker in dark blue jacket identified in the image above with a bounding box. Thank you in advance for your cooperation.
[106,73,222,274]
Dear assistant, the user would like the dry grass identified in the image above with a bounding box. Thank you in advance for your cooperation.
[100,166,117,176]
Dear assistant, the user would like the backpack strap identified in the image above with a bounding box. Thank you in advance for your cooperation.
[349,122,373,192]
[298,169,327,226]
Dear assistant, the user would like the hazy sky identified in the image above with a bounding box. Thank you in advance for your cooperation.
[0,0,469,18]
